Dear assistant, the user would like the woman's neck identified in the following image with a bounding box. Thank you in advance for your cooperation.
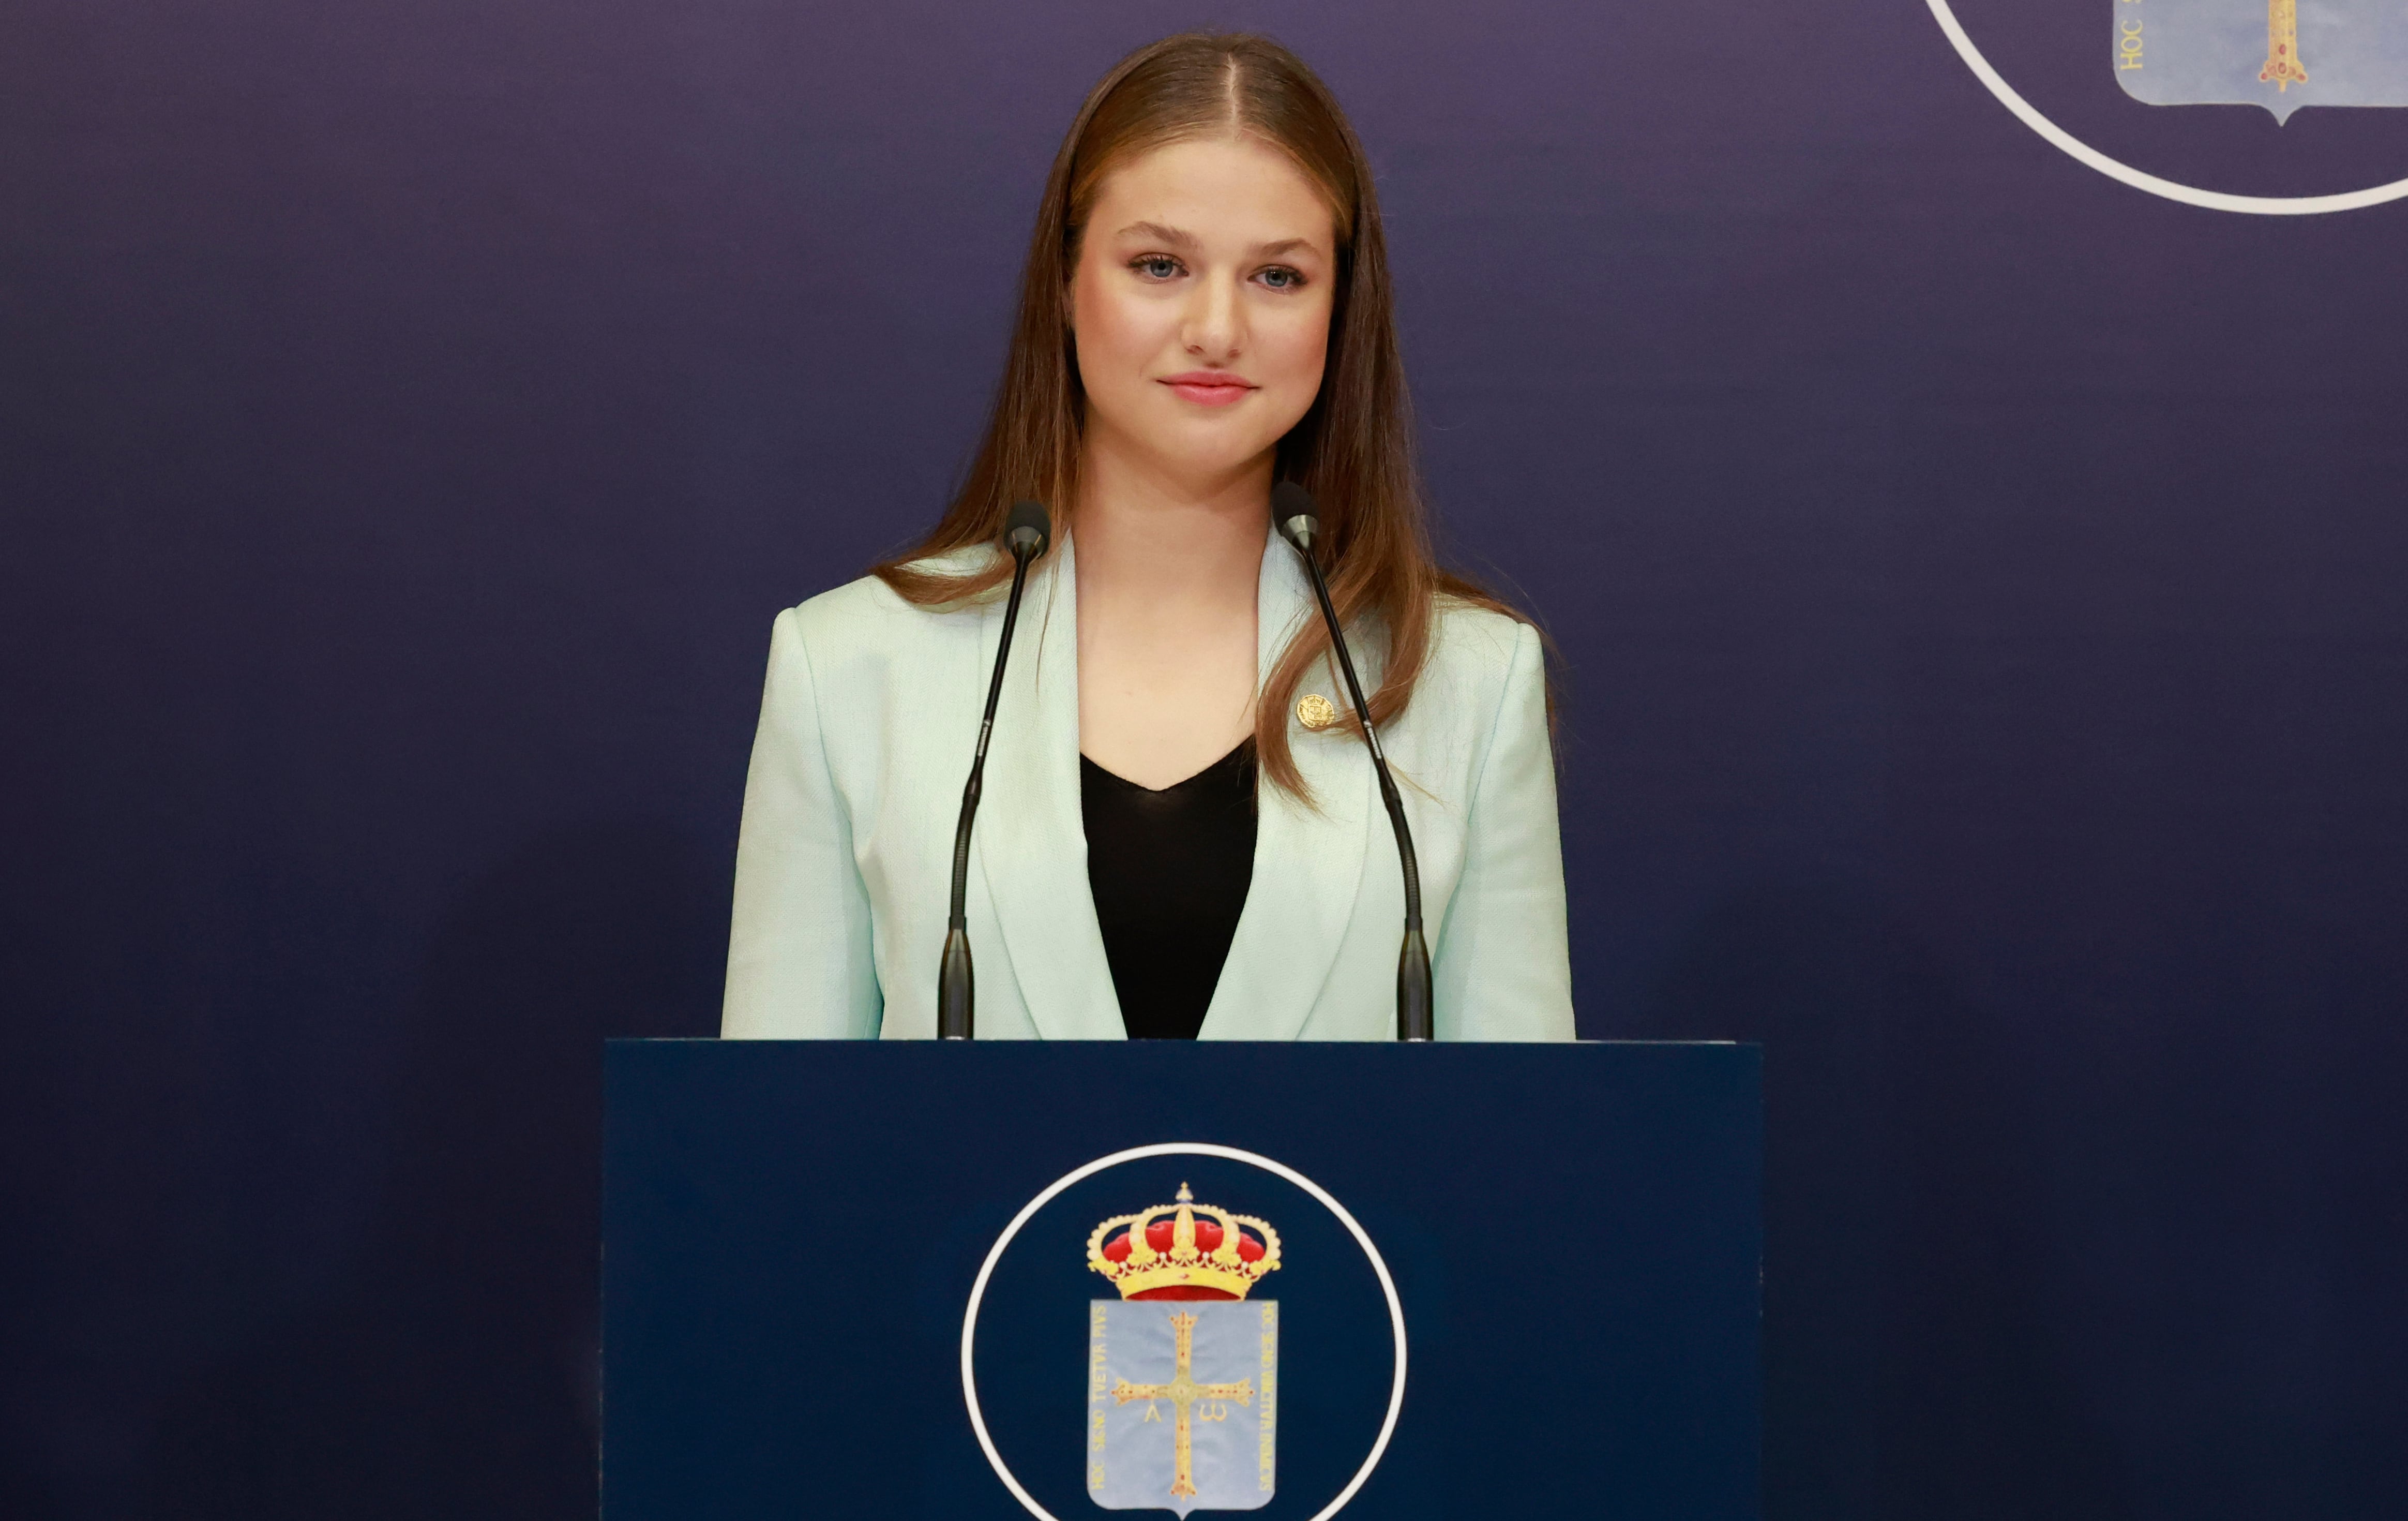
[1069,429,1267,788]
[1071,432,1270,608]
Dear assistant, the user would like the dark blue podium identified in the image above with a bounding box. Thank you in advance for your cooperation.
[603,1040,1759,1519]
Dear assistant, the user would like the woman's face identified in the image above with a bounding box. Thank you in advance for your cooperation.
[1068,135,1338,489]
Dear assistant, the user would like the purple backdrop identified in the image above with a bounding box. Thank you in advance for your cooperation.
[4,1,2404,1517]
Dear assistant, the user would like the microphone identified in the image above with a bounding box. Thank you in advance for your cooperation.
[939,499,1052,1039]
[1271,482,1434,1041]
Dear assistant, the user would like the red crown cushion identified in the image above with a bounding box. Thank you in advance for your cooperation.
[1113,1218,1262,1262]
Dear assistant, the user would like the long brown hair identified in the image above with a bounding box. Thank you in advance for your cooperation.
[872,31,1533,799]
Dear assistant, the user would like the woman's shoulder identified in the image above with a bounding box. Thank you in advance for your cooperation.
[1393,597,1545,754]
[1424,596,1539,685]
[778,546,1000,657]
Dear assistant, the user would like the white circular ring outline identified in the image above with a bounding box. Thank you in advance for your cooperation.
[1924,0,2408,214]
[959,1142,1407,1521]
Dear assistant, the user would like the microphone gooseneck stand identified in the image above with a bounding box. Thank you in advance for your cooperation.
[1272,482,1435,1041]
[938,500,1052,1040]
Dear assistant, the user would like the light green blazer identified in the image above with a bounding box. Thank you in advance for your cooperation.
[720,528,1573,1041]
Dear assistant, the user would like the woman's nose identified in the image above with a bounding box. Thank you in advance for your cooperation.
[1181,273,1244,360]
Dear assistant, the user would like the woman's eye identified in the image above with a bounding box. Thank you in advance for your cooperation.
[1132,256,1182,280]
[1258,266,1305,291]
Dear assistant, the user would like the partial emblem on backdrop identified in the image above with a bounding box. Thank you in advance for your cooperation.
[2114,0,2408,122]
[1085,1185,1281,1515]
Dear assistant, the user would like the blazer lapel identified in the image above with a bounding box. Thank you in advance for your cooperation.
[975,538,1126,1039]
[1199,532,1373,1041]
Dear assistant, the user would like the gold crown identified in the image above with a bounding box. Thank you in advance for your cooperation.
[1087,1183,1282,1301]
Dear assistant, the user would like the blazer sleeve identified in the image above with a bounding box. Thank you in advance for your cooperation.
[721,607,882,1038]
[1432,620,1577,1040]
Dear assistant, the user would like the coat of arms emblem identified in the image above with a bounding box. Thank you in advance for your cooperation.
[1083,1184,1281,1515]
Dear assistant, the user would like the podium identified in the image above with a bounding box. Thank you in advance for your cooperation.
[603,1040,1760,1519]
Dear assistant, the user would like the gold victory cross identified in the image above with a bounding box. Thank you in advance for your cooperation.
[2261,0,2308,90]
[1111,1310,1255,1500]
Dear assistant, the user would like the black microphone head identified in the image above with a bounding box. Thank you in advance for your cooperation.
[1270,481,1319,550]
[1003,499,1051,558]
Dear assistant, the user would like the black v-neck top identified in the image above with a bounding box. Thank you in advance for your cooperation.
[1080,739,1259,1040]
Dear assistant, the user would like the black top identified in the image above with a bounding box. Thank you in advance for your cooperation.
[1080,739,1259,1040]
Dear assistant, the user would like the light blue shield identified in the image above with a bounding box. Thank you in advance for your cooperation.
[2113,0,2408,123]
[1085,1300,1276,1516]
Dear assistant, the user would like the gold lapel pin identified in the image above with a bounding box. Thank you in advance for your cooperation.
[1296,693,1340,730]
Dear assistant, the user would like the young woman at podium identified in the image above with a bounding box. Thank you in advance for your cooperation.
[721,33,1572,1042]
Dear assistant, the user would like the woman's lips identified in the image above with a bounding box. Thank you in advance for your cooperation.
[1159,372,1257,407]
